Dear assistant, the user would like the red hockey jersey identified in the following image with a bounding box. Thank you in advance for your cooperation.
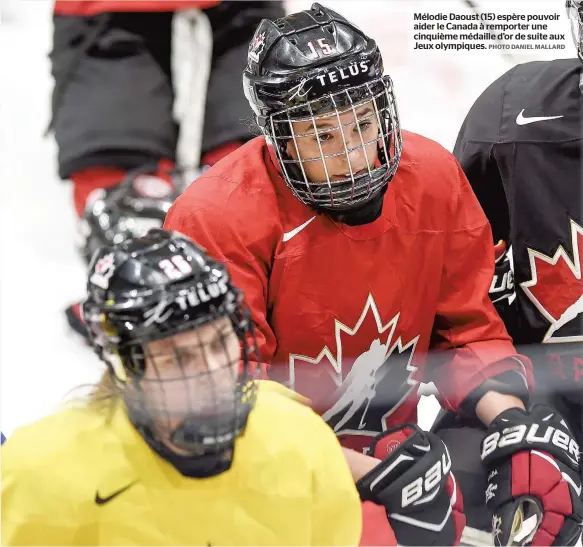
[53,0,219,16]
[164,134,533,452]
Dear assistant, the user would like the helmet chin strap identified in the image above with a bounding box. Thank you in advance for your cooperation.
[320,185,387,226]
[126,404,236,478]
[150,432,234,478]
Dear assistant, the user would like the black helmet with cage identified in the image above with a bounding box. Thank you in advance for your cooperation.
[567,0,583,61]
[243,2,402,223]
[82,228,259,478]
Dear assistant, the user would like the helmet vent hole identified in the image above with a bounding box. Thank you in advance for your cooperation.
[312,6,324,18]
[325,24,334,34]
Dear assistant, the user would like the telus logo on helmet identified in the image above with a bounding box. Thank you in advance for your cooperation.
[287,60,372,102]
[143,279,230,325]
[315,61,371,88]
[174,279,230,310]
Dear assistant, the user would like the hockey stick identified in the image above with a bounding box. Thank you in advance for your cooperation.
[172,9,213,191]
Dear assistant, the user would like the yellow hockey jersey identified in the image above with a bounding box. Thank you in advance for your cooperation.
[1,381,361,546]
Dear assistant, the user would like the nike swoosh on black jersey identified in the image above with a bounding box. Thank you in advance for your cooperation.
[95,481,137,505]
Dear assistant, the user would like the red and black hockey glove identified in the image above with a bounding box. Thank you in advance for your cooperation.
[356,424,466,546]
[490,240,515,307]
[489,239,519,333]
[481,404,583,546]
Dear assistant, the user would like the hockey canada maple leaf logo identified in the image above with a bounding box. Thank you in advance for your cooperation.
[521,219,583,343]
[90,252,115,289]
[248,32,265,63]
[288,294,420,438]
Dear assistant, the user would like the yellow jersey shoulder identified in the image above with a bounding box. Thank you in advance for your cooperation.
[2,404,121,490]
[2,385,361,546]
[239,380,339,470]
[252,380,325,435]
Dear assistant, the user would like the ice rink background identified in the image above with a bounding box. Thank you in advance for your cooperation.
[0,0,574,437]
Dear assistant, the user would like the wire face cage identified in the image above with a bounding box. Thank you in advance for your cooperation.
[268,76,403,211]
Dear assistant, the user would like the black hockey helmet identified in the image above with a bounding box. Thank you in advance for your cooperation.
[567,0,583,61]
[243,3,402,215]
[82,229,258,477]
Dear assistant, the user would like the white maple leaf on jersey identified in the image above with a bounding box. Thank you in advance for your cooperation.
[288,293,420,436]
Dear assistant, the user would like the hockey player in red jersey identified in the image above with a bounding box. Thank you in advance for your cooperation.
[49,0,285,336]
[164,3,581,545]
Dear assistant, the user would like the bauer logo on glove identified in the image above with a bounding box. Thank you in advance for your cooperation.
[481,404,583,546]
[482,420,580,467]
[401,443,452,508]
[356,424,466,546]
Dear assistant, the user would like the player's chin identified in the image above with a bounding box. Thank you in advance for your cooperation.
[329,167,373,183]
[329,174,349,183]
[162,439,193,457]
[160,431,234,459]
[156,425,202,457]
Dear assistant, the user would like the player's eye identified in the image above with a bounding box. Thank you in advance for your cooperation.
[155,356,176,368]
[171,347,202,368]
[358,121,372,132]
[315,131,332,143]
[210,337,226,353]
[211,330,237,353]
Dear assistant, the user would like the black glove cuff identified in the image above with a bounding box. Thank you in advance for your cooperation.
[460,368,530,418]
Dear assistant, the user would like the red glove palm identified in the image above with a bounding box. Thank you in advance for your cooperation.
[360,501,397,546]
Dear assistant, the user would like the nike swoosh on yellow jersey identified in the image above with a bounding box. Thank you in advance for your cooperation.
[95,481,137,505]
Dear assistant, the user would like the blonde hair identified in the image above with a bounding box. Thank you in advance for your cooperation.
[65,370,122,416]
[61,371,121,425]
[89,371,120,403]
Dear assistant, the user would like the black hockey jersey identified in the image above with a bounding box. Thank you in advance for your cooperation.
[454,58,583,409]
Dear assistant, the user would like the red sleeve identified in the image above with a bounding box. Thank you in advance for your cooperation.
[429,159,534,411]
[359,502,397,546]
[163,184,278,370]
[53,0,220,16]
